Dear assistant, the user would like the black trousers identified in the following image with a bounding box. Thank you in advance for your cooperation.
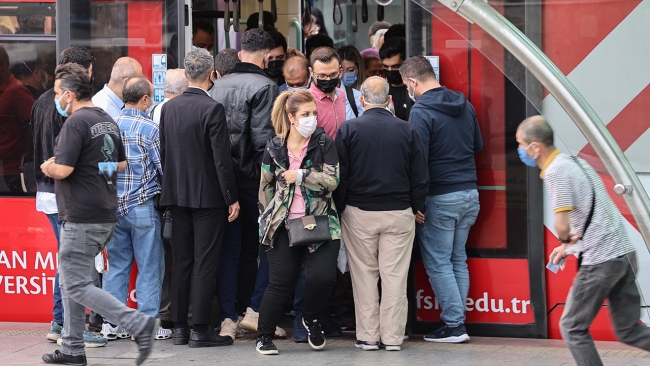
[170,206,226,326]
[258,225,339,337]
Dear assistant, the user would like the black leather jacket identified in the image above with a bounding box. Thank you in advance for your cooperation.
[210,62,279,189]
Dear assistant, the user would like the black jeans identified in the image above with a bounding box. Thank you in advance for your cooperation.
[258,225,339,338]
[170,206,226,326]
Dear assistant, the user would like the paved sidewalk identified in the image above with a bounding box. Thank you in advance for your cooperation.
[2,322,650,366]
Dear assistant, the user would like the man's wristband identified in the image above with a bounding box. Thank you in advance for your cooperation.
[558,237,572,244]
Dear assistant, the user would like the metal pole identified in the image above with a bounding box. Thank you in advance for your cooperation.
[437,0,650,252]
[291,18,303,53]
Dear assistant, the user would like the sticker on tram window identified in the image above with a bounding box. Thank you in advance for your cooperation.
[154,88,165,103]
[153,71,166,86]
[424,56,440,82]
[152,54,167,69]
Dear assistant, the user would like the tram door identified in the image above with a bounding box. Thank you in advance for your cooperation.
[406,0,650,341]
[407,0,546,338]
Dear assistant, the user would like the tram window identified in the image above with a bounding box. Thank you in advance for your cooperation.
[0,1,56,35]
[69,0,179,91]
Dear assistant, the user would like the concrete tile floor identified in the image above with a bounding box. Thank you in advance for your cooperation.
[1,322,649,366]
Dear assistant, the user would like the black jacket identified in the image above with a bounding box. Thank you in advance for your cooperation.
[32,88,65,193]
[159,87,238,208]
[210,62,279,189]
[334,108,429,213]
[409,86,483,196]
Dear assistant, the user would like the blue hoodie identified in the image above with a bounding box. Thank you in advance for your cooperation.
[409,86,483,196]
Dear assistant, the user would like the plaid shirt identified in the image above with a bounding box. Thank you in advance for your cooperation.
[115,108,163,217]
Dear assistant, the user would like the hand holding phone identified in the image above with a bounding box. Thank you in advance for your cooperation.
[546,253,565,274]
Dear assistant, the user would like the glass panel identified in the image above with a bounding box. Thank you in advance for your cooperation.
[312,0,404,51]
[0,0,56,35]
[69,0,180,92]
[0,40,55,196]
[408,0,650,330]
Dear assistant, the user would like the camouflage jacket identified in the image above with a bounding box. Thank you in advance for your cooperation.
[258,128,341,252]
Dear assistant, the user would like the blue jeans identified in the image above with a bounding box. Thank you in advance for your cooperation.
[102,199,164,319]
[46,213,64,325]
[417,189,479,327]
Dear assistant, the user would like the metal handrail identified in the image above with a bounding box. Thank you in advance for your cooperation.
[291,18,302,53]
[436,0,650,252]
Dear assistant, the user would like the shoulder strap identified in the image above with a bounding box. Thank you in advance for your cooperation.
[571,156,595,268]
[149,103,159,119]
[345,86,358,118]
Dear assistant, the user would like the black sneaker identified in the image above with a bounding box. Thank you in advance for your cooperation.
[355,340,379,351]
[319,315,342,337]
[42,350,87,365]
[379,342,401,351]
[134,317,159,365]
[423,324,470,343]
[256,335,279,355]
[302,318,326,350]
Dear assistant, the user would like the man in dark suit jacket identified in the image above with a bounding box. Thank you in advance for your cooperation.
[159,48,240,348]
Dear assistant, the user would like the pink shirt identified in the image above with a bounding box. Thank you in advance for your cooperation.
[309,84,347,139]
[287,137,311,219]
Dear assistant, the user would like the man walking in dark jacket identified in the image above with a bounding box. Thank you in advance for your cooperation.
[335,76,428,351]
[210,28,279,339]
[400,56,483,343]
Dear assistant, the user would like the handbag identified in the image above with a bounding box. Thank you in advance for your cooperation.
[162,208,172,240]
[285,214,331,247]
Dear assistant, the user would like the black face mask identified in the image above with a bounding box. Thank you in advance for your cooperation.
[315,77,339,93]
[265,60,285,79]
[384,70,402,85]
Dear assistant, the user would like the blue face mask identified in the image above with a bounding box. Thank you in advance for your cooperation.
[341,72,358,87]
[54,91,70,117]
[517,143,538,167]
[287,76,311,92]
[407,79,417,102]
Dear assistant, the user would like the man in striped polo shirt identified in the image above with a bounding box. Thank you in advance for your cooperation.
[516,115,650,366]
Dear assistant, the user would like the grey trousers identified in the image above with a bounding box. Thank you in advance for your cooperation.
[560,251,650,366]
[58,222,150,356]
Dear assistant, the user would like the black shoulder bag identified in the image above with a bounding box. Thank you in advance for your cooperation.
[345,86,359,118]
[285,136,332,246]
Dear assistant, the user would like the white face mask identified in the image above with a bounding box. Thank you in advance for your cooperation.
[293,115,317,138]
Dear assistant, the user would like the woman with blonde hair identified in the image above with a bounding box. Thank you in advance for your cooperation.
[255,90,340,355]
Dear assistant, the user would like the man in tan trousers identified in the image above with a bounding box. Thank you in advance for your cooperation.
[334,76,429,351]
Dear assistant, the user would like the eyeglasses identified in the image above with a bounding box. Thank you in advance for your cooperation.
[312,71,341,80]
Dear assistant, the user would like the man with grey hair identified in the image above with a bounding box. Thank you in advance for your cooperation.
[100,77,171,341]
[334,76,428,351]
[150,69,188,125]
[368,21,391,48]
[159,48,239,348]
[214,48,239,78]
[93,57,143,119]
[401,55,482,344]
[516,116,649,365]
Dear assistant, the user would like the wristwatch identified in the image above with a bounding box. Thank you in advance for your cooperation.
[558,237,572,244]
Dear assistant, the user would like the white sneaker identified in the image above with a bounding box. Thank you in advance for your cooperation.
[219,318,240,340]
[155,326,172,340]
[240,307,258,332]
[100,323,130,340]
[275,326,287,338]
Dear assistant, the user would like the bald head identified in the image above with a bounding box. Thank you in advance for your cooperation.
[283,55,310,88]
[517,115,554,147]
[109,57,143,86]
[164,68,188,98]
[360,76,390,107]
